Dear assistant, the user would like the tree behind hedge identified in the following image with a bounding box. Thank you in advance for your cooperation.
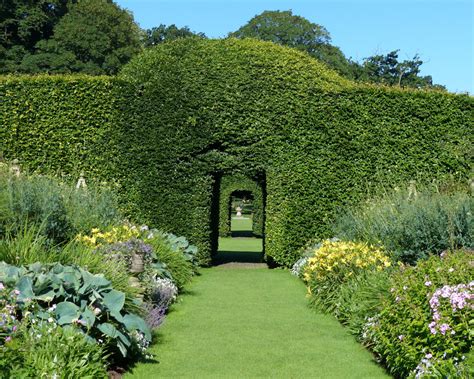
[5,0,142,75]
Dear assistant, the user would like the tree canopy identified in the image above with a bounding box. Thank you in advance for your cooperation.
[228,10,355,78]
[358,50,445,89]
[229,10,444,89]
[0,0,73,72]
[1,0,142,74]
[144,24,206,47]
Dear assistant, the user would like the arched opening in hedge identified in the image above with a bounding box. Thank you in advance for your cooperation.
[218,174,265,239]
[228,189,254,237]
[209,172,267,265]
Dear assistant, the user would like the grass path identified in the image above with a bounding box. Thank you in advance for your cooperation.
[126,220,388,378]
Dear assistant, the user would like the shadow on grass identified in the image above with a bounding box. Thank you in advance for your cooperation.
[231,230,255,238]
[212,250,264,265]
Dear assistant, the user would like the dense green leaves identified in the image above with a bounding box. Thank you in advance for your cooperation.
[144,24,206,47]
[229,10,354,78]
[1,39,472,266]
[0,261,151,358]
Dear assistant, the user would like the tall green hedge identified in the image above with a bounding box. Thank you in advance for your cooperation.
[218,174,264,237]
[0,75,120,179]
[1,39,472,266]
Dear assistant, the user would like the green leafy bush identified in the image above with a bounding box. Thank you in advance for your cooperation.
[303,240,392,313]
[1,322,108,379]
[362,250,473,378]
[333,269,391,337]
[161,231,200,271]
[145,233,193,290]
[0,226,137,304]
[335,189,473,264]
[1,174,71,244]
[0,262,151,361]
[0,173,121,245]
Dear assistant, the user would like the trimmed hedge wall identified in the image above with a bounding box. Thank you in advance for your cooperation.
[0,75,119,178]
[1,39,473,266]
[218,174,264,237]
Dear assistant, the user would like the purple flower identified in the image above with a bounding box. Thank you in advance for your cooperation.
[398,335,404,341]
[428,321,437,334]
[425,281,432,287]
[0,283,4,291]
[439,323,451,335]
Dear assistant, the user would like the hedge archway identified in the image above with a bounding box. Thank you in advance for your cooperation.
[219,174,264,238]
[1,38,472,267]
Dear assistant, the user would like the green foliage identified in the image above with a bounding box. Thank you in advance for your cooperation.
[0,172,121,245]
[2,0,142,75]
[1,39,472,266]
[160,231,200,271]
[146,234,193,290]
[57,241,138,303]
[228,10,355,78]
[334,189,473,264]
[0,224,59,265]
[359,49,445,90]
[303,240,391,313]
[1,322,108,379]
[0,0,71,73]
[0,261,151,361]
[218,175,264,237]
[145,24,206,47]
[363,250,473,378]
[333,269,391,337]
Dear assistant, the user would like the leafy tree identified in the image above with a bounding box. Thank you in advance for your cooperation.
[360,50,445,89]
[0,0,73,73]
[25,0,142,74]
[229,10,356,78]
[145,24,206,47]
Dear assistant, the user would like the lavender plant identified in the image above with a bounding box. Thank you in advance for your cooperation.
[142,303,167,330]
[148,276,178,309]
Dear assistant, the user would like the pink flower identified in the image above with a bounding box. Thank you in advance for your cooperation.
[5,336,12,343]
[13,289,20,295]
[398,335,404,341]
[0,282,4,290]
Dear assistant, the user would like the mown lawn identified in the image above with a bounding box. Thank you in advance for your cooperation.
[126,237,389,378]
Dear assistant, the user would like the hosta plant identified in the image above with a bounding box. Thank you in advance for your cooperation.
[0,262,151,361]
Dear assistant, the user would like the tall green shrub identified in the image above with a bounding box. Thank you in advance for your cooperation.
[334,189,473,263]
[0,173,121,245]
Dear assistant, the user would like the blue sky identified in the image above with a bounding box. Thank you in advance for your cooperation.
[116,0,473,93]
